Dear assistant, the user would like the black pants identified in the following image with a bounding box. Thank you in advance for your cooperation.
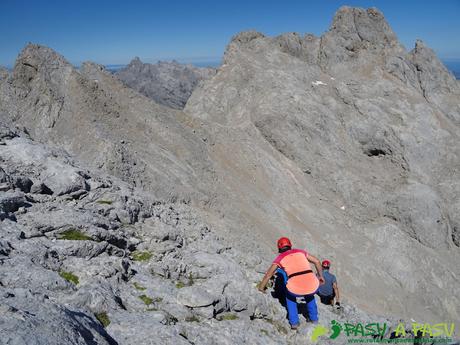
[318,292,335,305]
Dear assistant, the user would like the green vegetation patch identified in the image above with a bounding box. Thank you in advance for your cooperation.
[175,281,186,289]
[185,315,200,322]
[176,273,195,289]
[260,329,269,336]
[96,200,113,205]
[133,282,146,291]
[131,250,152,262]
[59,270,79,285]
[138,294,153,305]
[59,229,93,241]
[95,312,110,327]
[218,313,239,321]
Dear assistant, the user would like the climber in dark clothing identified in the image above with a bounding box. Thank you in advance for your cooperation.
[317,260,340,307]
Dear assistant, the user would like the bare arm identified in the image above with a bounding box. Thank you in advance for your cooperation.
[333,281,340,303]
[307,254,325,284]
[258,264,278,292]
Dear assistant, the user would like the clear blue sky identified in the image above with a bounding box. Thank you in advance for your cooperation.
[1,0,459,67]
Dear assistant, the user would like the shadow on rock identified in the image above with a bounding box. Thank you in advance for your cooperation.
[270,272,314,322]
[66,309,119,345]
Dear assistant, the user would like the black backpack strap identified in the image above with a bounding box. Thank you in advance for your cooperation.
[288,269,313,279]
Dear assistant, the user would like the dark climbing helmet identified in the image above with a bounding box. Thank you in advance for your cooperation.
[277,237,292,249]
[322,259,331,268]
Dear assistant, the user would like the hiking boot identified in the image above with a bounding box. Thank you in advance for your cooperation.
[291,323,300,330]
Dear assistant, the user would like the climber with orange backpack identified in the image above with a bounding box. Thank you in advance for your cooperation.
[258,237,325,329]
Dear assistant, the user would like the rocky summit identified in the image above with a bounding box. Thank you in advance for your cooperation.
[0,6,459,345]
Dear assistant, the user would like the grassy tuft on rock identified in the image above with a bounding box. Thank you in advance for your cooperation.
[59,229,93,241]
[95,312,110,327]
[131,250,152,262]
[138,294,153,305]
[218,313,238,321]
[175,273,195,289]
[59,270,79,285]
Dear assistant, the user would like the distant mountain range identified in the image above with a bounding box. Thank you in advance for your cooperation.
[2,59,459,78]
[114,58,217,109]
[105,59,221,72]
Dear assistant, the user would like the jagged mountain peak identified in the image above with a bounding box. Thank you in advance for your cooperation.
[131,56,142,63]
[14,43,72,72]
[229,30,265,46]
[410,38,457,83]
[329,6,398,44]
[224,7,407,71]
[11,44,73,93]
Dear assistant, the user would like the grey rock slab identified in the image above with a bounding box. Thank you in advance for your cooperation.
[176,285,216,308]
[0,137,88,196]
[0,255,71,292]
[180,318,284,345]
[0,292,117,345]
[107,310,189,345]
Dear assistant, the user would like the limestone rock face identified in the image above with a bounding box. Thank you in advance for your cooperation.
[115,57,216,109]
[185,5,460,322]
[0,125,387,345]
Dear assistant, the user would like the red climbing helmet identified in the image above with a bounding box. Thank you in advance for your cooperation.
[277,237,292,249]
[322,259,331,268]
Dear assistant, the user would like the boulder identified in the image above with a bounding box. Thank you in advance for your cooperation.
[0,191,26,213]
[12,176,33,193]
[30,182,53,195]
